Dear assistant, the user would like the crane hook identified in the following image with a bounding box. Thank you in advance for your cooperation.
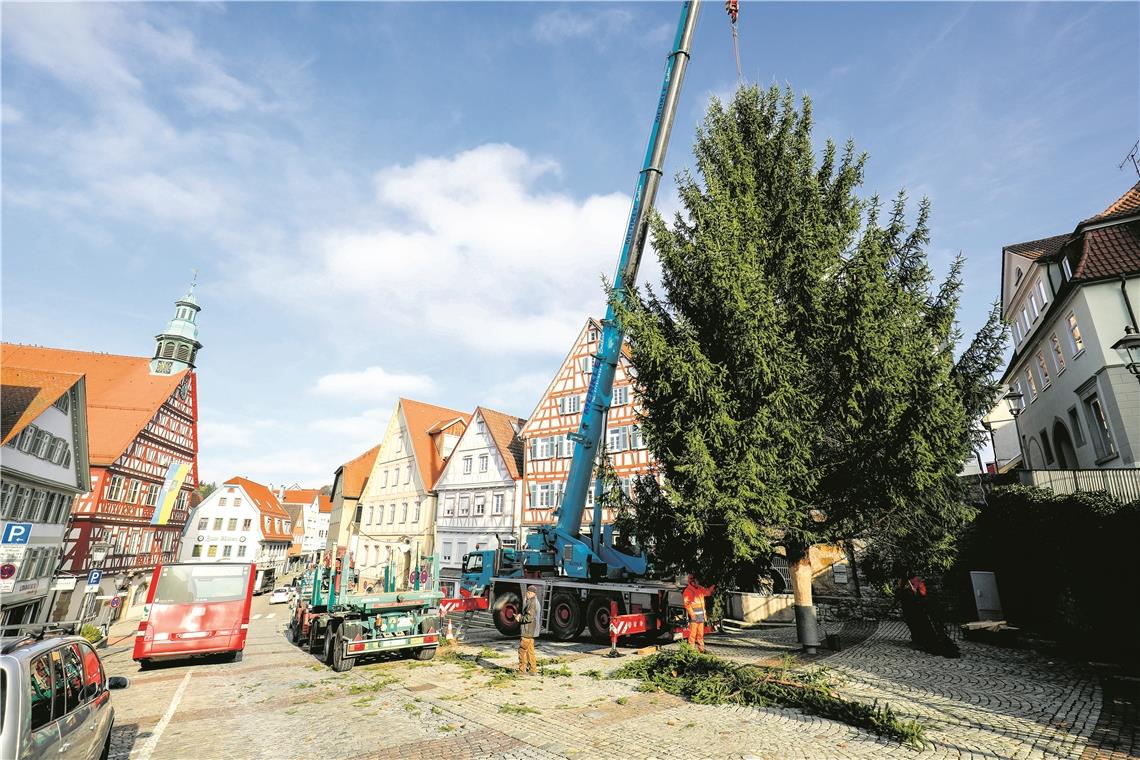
[725,0,743,80]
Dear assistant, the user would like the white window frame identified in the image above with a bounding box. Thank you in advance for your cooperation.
[613,386,630,406]
[1035,350,1051,387]
[444,496,455,517]
[1035,280,1048,309]
[1024,367,1038,400]
[492,493,504,514]
[608,426,629,452]
[463,456,473,475]
[474,494,486,516]
[442,542,453,563]
[1062,257,1073,280]
[125,479,141,504]
[1067,312,1085,355]
[479,454,489,473]
[401,502,408,522]
[1050,333,1066,373]
[1083,392,1117,460]
[413,501,421,522]
[459,495,471,516]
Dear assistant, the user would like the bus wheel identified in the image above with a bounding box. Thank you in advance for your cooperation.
[585,596,622,643]
[330,629,355,672]
[492,590,522,636]
[548,593,581,641]
[411,646,437,661]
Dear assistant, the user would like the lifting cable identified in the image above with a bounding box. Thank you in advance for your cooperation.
[725,0,743,82]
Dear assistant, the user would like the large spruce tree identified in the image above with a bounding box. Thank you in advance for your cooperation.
[616,86,1005,627]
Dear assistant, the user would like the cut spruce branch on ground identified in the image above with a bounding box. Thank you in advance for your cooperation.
[612,648,926,748]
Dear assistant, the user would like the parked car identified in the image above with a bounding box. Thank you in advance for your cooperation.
[0,629,129,760]
[269,587,292,605]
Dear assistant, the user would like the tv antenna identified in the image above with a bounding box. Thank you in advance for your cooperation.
[1120,140,1140,179]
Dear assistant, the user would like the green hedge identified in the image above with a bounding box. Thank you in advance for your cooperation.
[952,485,1140,662]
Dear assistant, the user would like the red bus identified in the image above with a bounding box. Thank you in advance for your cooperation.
[133,562,256,668]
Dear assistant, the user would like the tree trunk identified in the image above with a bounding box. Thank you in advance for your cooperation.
[790,550,819,654]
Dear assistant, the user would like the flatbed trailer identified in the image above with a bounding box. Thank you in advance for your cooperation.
[290,555,442,671]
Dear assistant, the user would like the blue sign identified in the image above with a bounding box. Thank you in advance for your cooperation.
[87,569,103,587]
[2,523,32,544]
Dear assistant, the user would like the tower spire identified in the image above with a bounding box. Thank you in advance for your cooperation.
[150,274,203,376]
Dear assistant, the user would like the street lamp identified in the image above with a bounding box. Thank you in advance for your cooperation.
[1111,325,1140,383]
[1002,391,1025,468]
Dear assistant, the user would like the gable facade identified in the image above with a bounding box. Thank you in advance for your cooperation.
[434,408,525,587]
[0,373,90,626]
[355,399,467,588]
[998,183,1140,470]
[520,319,652,533]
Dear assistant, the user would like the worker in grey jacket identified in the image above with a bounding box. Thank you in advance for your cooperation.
[517,585,539,674]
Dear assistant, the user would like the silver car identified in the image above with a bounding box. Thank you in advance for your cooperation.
[0,631,128,760]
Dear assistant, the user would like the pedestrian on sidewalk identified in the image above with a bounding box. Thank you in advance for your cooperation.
[683,574,716,653]
[517,585,539,675]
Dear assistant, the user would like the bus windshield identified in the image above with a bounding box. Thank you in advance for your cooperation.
[153,564,252,604]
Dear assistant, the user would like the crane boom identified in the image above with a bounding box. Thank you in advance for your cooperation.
[524,0,702,580]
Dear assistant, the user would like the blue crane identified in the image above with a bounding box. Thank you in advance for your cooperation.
[521,0,702,581]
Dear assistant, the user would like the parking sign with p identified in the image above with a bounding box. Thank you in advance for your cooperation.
[2,522,32,544]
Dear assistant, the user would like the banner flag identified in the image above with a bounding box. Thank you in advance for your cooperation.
[151,461,191,525]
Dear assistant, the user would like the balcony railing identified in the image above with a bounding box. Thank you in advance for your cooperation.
[1018,468,1140,503]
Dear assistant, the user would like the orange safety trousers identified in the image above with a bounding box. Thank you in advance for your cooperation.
[687,621,706,651]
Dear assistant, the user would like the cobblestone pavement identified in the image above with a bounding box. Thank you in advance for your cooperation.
[99,593,1132,760]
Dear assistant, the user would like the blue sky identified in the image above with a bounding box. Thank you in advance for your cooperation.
[3,2,1137,486]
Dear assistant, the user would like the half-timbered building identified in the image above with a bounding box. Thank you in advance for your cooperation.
[519,318,652,535]
[0,284,202,621]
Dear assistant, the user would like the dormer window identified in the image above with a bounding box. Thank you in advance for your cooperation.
[1061,257,1073,281]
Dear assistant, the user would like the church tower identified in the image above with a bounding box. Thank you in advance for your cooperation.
[150,278,203,376]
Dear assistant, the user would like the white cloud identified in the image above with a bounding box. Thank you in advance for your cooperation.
[311,407,393,442]
[198,419,256,449]
[313,367,435,402]
[274,143,630,355]
[481,372,552,418]
[1,104,24,125]
[531,8,633,43]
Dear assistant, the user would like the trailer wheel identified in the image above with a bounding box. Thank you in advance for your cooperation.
[411,646,437,661]
[585,596,623,643]
[307,624,322,654]
[330,628,355,672]
[548,592,581,641]
[323,622,337,665]
[492,589,522,636]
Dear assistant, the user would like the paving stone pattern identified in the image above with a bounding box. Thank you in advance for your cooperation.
[100,596,1131,760]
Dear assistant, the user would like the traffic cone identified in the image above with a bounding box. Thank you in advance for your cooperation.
[446,619,456,643]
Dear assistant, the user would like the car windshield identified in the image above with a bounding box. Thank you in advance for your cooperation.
[154,564,252,604]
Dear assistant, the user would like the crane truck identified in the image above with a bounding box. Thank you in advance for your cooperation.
[289,548,443,671]
[440,0,703,647]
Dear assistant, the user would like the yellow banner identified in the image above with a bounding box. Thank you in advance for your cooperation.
[151,461,191,525]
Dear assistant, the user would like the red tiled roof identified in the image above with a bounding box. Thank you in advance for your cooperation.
[281,488,320,506]
[225,476,292,541]
[1,366,84,445]
[318,494,332,514]
[1002,234,1071,261]
[1082,181,1140,225]
[338,444,380,499]
[1074,221,1140,281]
[0,343,186,465]
[400,398,470,490]
[479,407,526,480]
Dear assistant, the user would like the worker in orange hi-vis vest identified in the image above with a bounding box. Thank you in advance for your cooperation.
[682,575,717,653]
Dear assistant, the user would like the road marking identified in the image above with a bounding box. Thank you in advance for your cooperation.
[266,613,276,619]
[135,670,192,760]
[253,614,262,620]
